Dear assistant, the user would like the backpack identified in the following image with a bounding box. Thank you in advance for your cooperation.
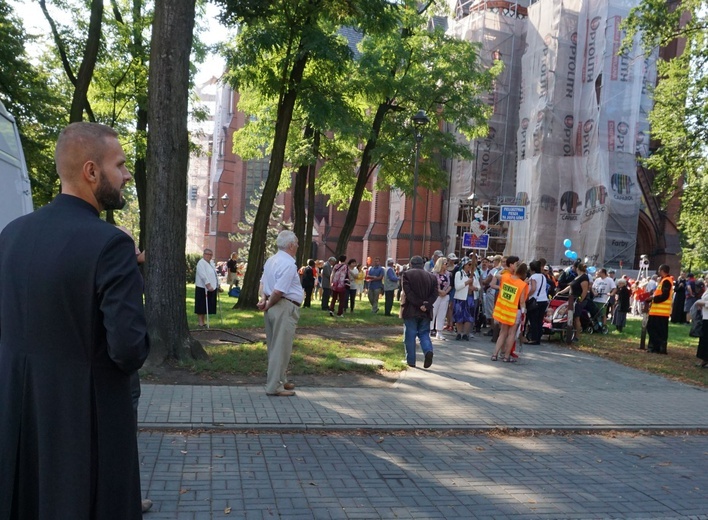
[331,264,349,291]
[301,266,315,287]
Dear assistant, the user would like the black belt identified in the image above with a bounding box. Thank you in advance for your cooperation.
[266,295,301,307]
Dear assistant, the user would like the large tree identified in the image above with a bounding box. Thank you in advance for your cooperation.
[144,0,207,363]
[217,0,399,307]
[624,0,708,268]
[321,1,498,256]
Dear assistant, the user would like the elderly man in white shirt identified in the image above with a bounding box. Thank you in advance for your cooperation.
[257,230,304,396]
[195,249,219,327]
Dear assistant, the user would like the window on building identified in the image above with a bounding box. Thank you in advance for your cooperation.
[245,153,270,210]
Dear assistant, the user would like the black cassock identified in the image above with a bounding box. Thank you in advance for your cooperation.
[0,194,149,519]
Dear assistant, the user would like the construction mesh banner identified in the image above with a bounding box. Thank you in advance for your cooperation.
[447,4,527,250]
[507,0,652,268]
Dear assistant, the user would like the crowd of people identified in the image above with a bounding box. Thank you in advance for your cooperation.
[207,247,708,371]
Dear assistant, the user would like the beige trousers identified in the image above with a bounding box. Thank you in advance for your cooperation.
[264,299,300,394]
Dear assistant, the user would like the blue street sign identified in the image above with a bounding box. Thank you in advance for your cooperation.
[462,232,489,249]
[500,205,526,221]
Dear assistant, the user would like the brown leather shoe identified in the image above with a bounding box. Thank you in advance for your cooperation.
[283,382,295,390]
[267,390,296,396]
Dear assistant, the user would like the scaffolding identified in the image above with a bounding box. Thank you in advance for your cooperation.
[454,200,509,255]
[444,0,528,255]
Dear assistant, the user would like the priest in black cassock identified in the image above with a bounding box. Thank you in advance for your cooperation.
[0,122,150,519]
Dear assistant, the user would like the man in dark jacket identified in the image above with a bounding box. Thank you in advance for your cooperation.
[301,259,316,308]
[0,122,150,519]
[401,255,439,368]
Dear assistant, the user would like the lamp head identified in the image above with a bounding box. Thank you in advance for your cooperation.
[412,109,429,127]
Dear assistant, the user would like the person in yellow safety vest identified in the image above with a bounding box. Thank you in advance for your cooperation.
[491,256,529,363]
[647,264,674,355]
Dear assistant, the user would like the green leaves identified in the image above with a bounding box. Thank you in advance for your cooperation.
[624,0,708,268]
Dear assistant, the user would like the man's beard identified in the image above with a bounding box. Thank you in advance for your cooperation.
[95,173,126,210]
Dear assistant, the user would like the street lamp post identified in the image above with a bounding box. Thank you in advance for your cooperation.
[409,110,429,261]
[207,193,230,253]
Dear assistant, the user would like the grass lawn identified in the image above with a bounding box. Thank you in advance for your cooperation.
[565,315,708,388]
[186,284,403,329]
[183,284,405,377]
[182,285,708,387]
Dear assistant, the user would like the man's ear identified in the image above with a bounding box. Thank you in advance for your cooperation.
[82,160,98,184]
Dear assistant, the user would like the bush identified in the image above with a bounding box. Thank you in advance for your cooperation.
[186,253,202,283]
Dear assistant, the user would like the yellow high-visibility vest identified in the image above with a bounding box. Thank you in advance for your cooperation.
[649,276,674,317]
[493,273,528,326]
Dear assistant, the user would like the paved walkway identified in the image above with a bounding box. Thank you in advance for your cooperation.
[139,328,708,431]
[137,327,708,519]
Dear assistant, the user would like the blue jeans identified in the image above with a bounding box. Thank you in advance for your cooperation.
[403,317,433,366]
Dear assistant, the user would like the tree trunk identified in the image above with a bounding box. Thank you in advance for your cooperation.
[132,0,148,253]
[134,108,148,252]
[144,0,206,364]
[69,0,103,122]
[304,131,319,262]
[334,102,390,255]
[294,124,314,266]
[237,45,311,308]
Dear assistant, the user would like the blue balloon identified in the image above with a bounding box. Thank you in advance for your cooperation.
[570,251,578,260]
[565,249,573,258]
[588,266,596,274]
[563,239,572,248]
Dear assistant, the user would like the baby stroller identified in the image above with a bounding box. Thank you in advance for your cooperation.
[578,299,609,334]
[542,295,574,341]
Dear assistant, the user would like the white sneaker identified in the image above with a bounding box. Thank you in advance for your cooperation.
[435,332,445,340]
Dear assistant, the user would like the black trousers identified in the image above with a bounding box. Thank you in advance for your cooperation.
[303,286,314,307]
[348,289,357,311]
[527,300,549,342]
[647,315,669,353]
[384,290,395,316]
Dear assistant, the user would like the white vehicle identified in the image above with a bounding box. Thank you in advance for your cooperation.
[0,100,33,232]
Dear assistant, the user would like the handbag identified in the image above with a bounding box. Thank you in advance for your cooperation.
[526,275,545,311]
[526,297,539,312]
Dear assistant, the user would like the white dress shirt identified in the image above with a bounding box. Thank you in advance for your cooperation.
[260,250,304,303]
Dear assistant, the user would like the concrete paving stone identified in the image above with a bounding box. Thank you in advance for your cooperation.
[148,432,708,518]
[136,327,708,519]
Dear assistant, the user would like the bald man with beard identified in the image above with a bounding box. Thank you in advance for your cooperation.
[0,122,149,519]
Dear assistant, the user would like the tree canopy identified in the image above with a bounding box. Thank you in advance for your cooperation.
[217,0,401,307]
[320,1,498,257]
[218,0,499,304]
[624,0,708,268]
[0,0,67,206]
